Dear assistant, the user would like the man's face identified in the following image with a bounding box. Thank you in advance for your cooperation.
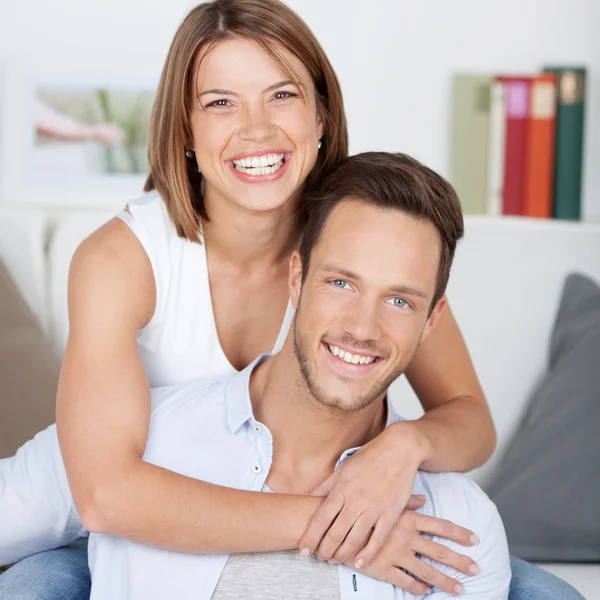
[290,199,445,412]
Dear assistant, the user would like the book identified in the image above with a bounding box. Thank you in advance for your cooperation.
[498,76,532,216]
[543,66,586,220]
[523,74,557,218]
[486,79,507,216]
[450,75,492,215]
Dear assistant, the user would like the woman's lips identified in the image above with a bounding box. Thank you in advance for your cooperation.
[226,153,292,183]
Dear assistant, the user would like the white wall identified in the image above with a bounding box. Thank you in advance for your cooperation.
[1,0,598,220]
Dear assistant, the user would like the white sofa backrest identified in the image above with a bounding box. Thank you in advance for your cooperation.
[0,208,49,332]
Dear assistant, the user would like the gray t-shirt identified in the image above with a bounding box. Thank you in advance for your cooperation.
[211,484,340,600]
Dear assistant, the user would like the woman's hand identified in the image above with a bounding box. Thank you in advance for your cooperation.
[347,509,479,596]
[299,421,431,564]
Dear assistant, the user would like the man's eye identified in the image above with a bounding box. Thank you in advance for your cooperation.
[332,280,349,288]
[387,297,408,308]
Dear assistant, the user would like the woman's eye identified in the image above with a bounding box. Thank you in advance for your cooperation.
[387,297,408,309]
[206,99,231,108]
[273,91,297,101]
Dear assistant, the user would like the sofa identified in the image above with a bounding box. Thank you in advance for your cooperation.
[0,205,598,597]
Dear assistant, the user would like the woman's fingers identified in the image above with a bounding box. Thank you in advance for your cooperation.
[314,503,364,562]
[381,566,432,596]
[415,513,478,547]
[405,494,427,511]
[404,556,465,596]
[328,511,375,564]
[299,493,345,556]
[351,515,394,568]
[414,536,478,577]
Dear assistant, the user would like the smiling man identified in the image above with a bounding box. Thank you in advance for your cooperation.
[0,152,510,599]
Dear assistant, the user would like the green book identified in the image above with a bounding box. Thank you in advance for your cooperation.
[450,74,492,215]
[543,66,586,221]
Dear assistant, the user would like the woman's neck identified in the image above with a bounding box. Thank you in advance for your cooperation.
[201,186,303,268]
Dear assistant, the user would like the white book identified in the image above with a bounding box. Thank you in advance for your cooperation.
[486,80,507,216]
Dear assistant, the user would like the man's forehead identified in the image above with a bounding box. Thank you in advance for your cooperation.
[314,200,440,294]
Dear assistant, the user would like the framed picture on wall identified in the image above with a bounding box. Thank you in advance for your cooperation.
[0,55,159,208]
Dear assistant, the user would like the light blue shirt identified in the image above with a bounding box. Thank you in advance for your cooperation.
[0,355,510,599]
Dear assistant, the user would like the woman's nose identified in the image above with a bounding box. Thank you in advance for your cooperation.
[238,104,276,143]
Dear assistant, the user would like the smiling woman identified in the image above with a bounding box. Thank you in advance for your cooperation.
[1,1,582,600]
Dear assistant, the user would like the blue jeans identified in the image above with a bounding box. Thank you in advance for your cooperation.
[509,556,585,600]
[0,540,90,600]
[0,547,585,599]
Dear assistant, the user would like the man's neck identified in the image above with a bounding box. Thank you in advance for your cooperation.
[249,342,387,495]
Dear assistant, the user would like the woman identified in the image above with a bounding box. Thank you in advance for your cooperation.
[0,1,583,599]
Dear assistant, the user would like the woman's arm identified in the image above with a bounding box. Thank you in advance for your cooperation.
[56,219,321,553]
[403,297,496,472]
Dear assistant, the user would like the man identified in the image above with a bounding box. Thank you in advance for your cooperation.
[1,153,510,598]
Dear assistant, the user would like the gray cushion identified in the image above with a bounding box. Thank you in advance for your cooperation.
[486,273,600,562]
[0,258,59,458]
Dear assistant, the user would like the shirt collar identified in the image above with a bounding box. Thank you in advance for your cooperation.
[224,353,272,434]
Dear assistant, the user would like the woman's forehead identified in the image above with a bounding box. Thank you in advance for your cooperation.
[192,37,313,93]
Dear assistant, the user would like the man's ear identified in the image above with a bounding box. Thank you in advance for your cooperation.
[288,251,304,309]
[419,295,447,345]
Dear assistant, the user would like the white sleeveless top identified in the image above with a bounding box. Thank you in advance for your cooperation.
[116,191,295,388]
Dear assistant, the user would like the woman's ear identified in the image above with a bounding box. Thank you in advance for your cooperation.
[288,252,303,309]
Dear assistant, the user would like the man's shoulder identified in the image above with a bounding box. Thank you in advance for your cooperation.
[414,470,497,528]
[414,470,511,597]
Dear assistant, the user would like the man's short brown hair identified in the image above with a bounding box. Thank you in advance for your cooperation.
[300,152,464,309]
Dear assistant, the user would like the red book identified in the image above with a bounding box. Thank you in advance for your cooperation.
[499,77,532,215]
[523,74,557,218]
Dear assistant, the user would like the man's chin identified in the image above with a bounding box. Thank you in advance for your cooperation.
[312,386,376,413]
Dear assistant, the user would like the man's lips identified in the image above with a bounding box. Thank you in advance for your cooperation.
[321,341,384,374]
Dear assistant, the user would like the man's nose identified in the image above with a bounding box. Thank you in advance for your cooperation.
[340,297,382,345]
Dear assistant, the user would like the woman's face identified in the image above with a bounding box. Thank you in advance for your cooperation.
[189,37,324,216]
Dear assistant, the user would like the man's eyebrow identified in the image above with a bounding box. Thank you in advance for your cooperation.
[319,264,429,300]
[198,80,304,99]
[388,284,429,300]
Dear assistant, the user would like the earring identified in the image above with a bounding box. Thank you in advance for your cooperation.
[185,149,195,158]
[318,139,322,150]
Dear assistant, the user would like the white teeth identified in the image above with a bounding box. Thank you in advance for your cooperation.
[232,153,285,173]
[232,158,284,176]
[328,344,377,365]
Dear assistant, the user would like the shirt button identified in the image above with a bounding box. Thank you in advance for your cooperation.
[252,464,262,474]
[254,424,262,434]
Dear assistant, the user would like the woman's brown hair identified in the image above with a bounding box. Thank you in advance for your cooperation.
[144,0,349,242]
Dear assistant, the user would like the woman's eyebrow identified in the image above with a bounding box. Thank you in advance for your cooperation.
[198,88,238,98]
[198,80,305,99]
[263,79,305,94]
